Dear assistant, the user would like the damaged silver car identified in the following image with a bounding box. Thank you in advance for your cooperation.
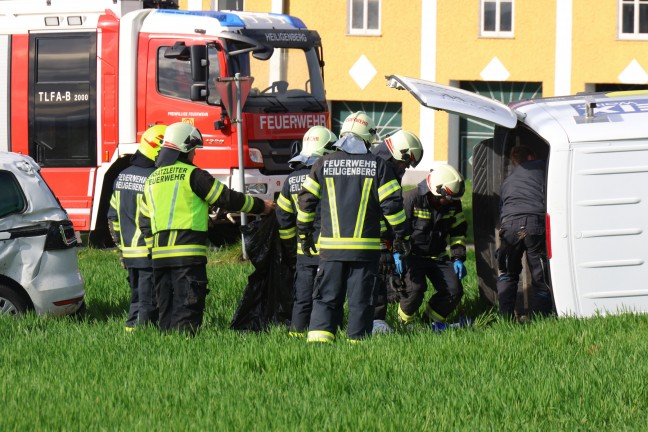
[0,152,85,316]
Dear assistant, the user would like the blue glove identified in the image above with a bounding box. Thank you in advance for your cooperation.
[453,260,467,280]
[393,252,404,275]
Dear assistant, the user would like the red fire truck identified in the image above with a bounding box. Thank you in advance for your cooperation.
[0,0,328,245]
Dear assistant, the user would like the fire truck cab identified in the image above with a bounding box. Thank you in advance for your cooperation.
[0,0,327,245]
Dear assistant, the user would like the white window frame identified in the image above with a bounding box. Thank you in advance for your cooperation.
[619,0,648,40]
[480,0,514,38]
[348,0,381,36]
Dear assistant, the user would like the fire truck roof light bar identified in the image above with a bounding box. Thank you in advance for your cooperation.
[157,10,246,27]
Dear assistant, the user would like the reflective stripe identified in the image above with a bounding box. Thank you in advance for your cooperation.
[122,246,150,258]
[379,219,386,234]
[307,330,335,343]
[279,226,296,240]
[240,195,254,213]
[288,331,305,338]
[144,237,153,248]
[151,244,208,259]
[398,304,417,324]
[326,178,341,238]
[450,237,466,246]
[384,209,406,226]
[303,177,321,199]
[167,181,180,230]
[319,236,381,250]
[348,338,364,344]
[424,305,446,323]
[413,208,431,219]
[277,194,293,213]
[297,209,315,223]
[130,194,144,248]
[452,212,466,226]
[111,220,120,230]
[378,179,401,202]
[205,180,225,205]
[353,178,373,238]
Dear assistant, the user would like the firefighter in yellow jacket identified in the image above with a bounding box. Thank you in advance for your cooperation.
[297,112,411,342]
[140,122,274,335]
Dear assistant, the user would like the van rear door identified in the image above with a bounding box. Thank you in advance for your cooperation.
[385,75,518,128]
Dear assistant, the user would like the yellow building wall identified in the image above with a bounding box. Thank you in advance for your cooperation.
[288,1,423,135]
[434,1,556,161]
[572,0,648,92]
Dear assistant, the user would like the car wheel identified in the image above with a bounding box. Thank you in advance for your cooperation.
[0,284,29,315]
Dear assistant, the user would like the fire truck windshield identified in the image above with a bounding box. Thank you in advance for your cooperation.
[211,43,325,114]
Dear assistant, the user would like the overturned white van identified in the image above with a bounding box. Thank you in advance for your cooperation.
[388,75,648,318]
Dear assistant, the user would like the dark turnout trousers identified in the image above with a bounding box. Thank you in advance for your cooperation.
[154,264,209,335]
[308,260,379,341]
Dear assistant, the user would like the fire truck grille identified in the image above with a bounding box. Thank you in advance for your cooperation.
[249,139,296,174]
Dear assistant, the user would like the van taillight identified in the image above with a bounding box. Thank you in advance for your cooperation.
[44,221,78,250]
[545,213,552,259]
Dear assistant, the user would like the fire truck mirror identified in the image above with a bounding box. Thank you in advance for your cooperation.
[190,45,208,83]
[252,45,274,61]
[191,84,207,102]
[165,41,190,61]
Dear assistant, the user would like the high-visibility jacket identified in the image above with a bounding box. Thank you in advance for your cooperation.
[140,159,264,268]
[275,165,320,264]
[107,153,155,268]
[297,150,409,261]
[405,181,467,260]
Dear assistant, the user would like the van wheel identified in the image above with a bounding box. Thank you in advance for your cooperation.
[0,284,29,315]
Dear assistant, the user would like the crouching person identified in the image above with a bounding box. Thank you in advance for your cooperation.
[397,164,469,326]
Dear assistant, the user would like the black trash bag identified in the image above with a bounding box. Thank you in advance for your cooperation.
[230,215,295,331]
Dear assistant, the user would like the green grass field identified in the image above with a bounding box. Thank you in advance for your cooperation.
[2,244,648,431]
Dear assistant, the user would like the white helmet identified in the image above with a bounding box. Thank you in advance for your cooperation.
[426,164,465,199]
[340,111,377,144]
[162,122,203,153]
[384,130,423,168]
[301,126,337,158]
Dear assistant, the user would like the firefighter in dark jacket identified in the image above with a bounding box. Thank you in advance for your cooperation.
[297,111,411,343]
[496,144,553,319]
[370,129,424,334]
[139,122,274,335]
[276,126,337,337]
[108,125,166,330]
[397,164,468,325]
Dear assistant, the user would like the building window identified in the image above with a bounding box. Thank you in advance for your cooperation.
[217,0,243,10]
[620,0,648,39]
[480,0,513,37]
[332,101,401,140]
[348,0,381,36]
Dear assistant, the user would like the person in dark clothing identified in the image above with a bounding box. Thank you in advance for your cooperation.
[108,125,167,330]
[297,111,411,343]
[397,164,468,325]
[276,126,337,337]
[496,145,554,319]
[370,129,423,334]
[139,122,274,335]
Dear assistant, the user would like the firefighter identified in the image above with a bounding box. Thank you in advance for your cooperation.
[397,164,469,326]
[370,130,424,334]
[276,126,337,337]
[139,122,274,335]
[108,125,166,330]
[297,111,411,343]
[496,144,553,319]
